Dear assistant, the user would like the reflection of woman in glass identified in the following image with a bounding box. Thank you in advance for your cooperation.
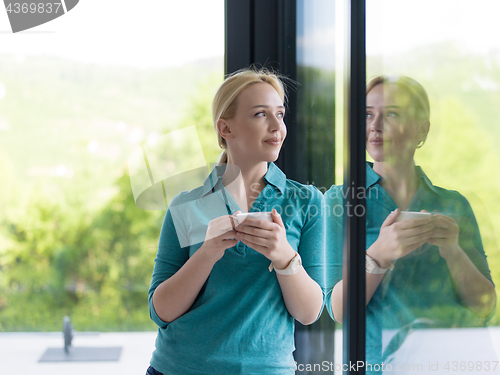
[146,69,325,375]
[325,76,495,371]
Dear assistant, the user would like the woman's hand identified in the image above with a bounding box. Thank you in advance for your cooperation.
[428,214,460,259]
[153,212,240,323]
[368,209,435,268]
[234,209,296,268]
[198,213,239,264]
[235,208,323,324]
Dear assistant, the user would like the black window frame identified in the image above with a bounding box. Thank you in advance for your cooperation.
[225,1,367,373]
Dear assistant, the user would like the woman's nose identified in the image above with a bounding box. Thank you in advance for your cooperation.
[369,113,383,132]
[270,116,283,131]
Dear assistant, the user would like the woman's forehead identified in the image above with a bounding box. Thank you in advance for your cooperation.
[237,83,283,108]
[369,83,413,108]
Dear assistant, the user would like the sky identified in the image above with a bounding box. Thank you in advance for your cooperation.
[366,0,500,57]
[1,1,500,68]
[0,0,225,69]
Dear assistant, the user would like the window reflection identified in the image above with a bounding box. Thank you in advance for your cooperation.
[295,1,336,374]
[354,1,500,373]
[366,76,496,373]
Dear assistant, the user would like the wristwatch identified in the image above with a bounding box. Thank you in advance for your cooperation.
[365,254,394,274]
[269,252,302,275]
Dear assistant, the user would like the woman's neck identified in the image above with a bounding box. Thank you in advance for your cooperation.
[222,159,268,212]
[373,160,419,210]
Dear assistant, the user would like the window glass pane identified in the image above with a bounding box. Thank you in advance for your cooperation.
[0,1,223,373]
[295,1,337,374]
[363,1,499,373]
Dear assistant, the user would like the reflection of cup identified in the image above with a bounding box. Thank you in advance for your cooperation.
[234,212,272,226]
[396,211,431,222]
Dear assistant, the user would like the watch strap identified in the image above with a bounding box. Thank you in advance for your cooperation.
[365,254,393,274]
[269,252,302,275]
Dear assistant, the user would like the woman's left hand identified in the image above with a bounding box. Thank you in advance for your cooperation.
[234,208,296,269]
[428,213,460,258]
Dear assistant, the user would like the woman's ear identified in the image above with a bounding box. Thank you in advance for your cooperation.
[417,120,430,139]
[217,118,234,141]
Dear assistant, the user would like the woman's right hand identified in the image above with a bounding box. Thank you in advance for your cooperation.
[367,209,435,268]
[199,214,239,263]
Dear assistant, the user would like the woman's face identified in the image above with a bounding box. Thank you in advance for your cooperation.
[366,83,427,163]
[223,82,286,165]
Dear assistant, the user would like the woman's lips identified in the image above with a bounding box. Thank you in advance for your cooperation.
[265,138,281,145]
[369,137,384,146]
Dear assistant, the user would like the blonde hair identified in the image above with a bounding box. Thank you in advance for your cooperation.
[367,75,430,148]
[212,68,286,164]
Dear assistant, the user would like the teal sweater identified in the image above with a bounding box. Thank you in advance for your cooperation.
[148,163,325,375]
[325,163,493,374]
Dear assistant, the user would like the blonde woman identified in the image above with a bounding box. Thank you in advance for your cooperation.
[146,68,325,375]
[325,76,495,373]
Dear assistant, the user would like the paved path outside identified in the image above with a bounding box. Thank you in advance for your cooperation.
[0,331,157,375]
[4,327,500,374]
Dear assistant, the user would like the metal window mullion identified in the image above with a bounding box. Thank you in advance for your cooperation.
[343,0,367,374]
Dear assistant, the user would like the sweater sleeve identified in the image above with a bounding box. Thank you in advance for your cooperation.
[324,185,344,322]
[297,186,326,322]
[148,201,190,328]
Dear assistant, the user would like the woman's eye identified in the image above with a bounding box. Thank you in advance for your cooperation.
[386,111,399,117]
[255,111,265,117]
[366,112,372,119]
[277,112,284,119]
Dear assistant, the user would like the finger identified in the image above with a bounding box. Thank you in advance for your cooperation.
[236,232,269,248]
[213,215,236,231]
[230,211,242,229]
[235,224,271,238]
[398,216,433,229]
[218,230,238,240]
[382,209,400,228]
[404,237,431,253]
[237,217,275,230]
[397,225,434,247]
[401,232,432,247]
[235,229,270,244]
[429,229,454,239]
[238,238,267,254]
[271,208,285,228]
[402,222,435,237]
[206,227,231,241]
[432,214,455,228]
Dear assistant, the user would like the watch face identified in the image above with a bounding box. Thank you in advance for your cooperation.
[291,258,301,272]
[365,261,376,274]
[274,253,302,275]
[365,255,386,274]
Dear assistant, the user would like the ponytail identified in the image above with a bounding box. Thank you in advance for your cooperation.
[217,150,228,165]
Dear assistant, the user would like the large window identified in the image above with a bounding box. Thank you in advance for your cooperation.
[0,1,224,373]
[359,1,500,372]
[3,1,499,374]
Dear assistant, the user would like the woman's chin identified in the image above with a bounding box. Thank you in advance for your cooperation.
[263,151,281,163]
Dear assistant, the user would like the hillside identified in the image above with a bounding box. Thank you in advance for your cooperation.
[0,55,223,207]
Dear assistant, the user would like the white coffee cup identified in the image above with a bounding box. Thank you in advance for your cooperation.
[234,212,273,226]
[395,211,431,222]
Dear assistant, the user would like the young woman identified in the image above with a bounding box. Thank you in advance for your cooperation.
[325,75,495,372]
[146,69,325,375]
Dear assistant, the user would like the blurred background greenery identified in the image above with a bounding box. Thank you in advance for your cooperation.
[1,37,500,332]
[0,55,223,331]
[366,43,500,323]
